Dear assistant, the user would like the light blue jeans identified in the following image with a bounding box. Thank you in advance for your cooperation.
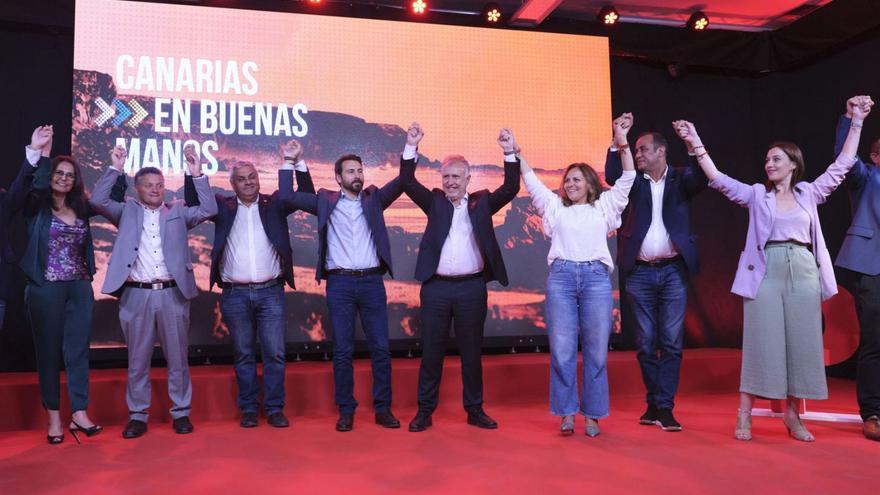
[546,259,613,419]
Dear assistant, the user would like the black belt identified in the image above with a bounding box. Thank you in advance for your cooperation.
[123,280,177,290]
[326,267,385,277]
[765,240,812,251]
[431,271,484,282]
[635,256,682,268]
[218,277,284,290]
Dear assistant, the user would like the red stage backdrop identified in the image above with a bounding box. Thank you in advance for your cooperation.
[72,0,614,349]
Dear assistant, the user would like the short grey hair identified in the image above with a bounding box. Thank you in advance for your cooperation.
[228,161,256,178]
[440,155,470,176]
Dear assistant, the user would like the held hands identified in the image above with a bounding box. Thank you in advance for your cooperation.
[183,143,202,176]
[612,113,633,147]
[497,128,518,155]
[849,95,874,123]
[110,145,127,171]
[673,120,703,149]
[30,125,54,157]
[406,122,424,147]
[282,139,303,163]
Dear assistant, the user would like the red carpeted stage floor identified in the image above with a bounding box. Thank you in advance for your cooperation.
[0,349,873,495]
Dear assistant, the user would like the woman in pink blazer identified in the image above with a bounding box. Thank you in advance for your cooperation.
[673,96,873,442]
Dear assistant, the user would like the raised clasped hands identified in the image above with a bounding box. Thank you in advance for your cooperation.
[613,113,633,147]
[849,95,874,123]
[497,128,518,155]
[282,139,303,163]
[110,145,127,171]
[183,143,201,176]
[406,122,424,147]
[30,125,54,157]
[673,120,703,149]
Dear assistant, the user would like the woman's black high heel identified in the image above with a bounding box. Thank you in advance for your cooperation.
[69,420,103,444]
[46,433,64,445]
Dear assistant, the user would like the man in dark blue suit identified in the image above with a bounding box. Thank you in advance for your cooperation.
[185,140,315,429]
[280,144,406,432]
[834,95,880,441]
[402,124,521,432]
[605,125,707,431]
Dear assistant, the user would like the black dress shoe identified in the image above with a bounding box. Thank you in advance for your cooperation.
[267,412,290,428]
[375,411,401,429]
[240,412,258,428]
[173,416,194,434]
[656,408,682,432]
[466,409,498,429]
[122,420,148,439]
[336,413,354,432]
[639,404,658,425]
[408,413,433,432]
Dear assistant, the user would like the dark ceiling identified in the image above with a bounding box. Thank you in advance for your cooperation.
[0,0,877,74]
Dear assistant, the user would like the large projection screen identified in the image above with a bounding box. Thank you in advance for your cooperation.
[72,0,613,351]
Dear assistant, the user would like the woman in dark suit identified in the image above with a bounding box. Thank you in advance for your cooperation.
[9,125,125,444]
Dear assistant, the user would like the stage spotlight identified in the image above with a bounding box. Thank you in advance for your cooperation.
[483,3,502,24]
[411,0,428,15]
[305,0,322,4]
[597,5,619,26]
[687,11,709,31]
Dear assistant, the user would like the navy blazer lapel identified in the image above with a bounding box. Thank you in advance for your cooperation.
[316,190,340,229]
[662,167,676,209]
[224,195,239,217]
[437,193,455,240]
[257,194,272,237]
[466,192,480,226]
[360,189,374,229]
[640,177,653,212]
[328,190,342,217]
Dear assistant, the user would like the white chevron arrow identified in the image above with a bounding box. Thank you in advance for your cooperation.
[126,99,148,127]
[94,97,115,127]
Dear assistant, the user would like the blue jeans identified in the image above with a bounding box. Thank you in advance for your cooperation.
[624,260,687,410]
[326,273,392,415]
[546,260,613,419]
[220,282,287,415]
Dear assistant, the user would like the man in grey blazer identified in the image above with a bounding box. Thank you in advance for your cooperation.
[90,144,217,438]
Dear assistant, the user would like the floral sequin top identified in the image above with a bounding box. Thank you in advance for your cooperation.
[44,215,90,281]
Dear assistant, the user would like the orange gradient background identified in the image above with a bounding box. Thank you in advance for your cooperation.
[73,0,617,342]
[74,0,611,169]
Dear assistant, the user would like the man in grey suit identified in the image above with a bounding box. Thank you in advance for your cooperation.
[90,144,217,438]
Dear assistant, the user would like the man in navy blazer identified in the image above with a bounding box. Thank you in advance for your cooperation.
[401,124,520,432]
[834,96,880,441]
[183,140,315,429]
[279,145,405,432]
[605,127,707,431]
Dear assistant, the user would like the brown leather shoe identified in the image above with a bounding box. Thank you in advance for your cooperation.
[864,416,880,441]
